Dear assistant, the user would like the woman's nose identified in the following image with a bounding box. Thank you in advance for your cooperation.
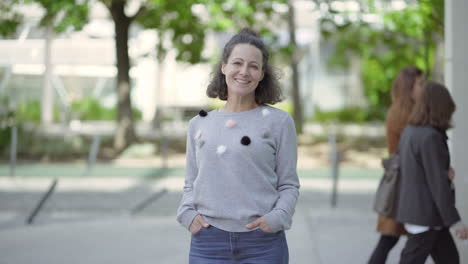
[239,65,249,75]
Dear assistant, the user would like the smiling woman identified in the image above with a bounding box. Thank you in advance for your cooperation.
[176,28,299,264]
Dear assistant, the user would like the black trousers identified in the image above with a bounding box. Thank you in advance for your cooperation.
[400,228,459,264]
[368,235,400,264]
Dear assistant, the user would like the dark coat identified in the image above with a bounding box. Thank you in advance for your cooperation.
[396,125,460,227]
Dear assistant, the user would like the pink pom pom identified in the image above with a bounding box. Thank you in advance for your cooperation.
[225,119,237,128]
[195,130,202,140]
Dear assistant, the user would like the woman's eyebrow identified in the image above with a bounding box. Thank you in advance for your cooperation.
[231,58,260,64]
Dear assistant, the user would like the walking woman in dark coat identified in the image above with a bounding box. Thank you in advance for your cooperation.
[396,81,468,263]
[368,66,424,263]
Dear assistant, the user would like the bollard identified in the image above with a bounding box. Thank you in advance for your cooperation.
[329,133,340,208]
[161,135,168,169]
[84,135,101,176]
[9,126,17,177]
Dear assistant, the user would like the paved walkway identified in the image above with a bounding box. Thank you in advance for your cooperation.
[0,174,421,264]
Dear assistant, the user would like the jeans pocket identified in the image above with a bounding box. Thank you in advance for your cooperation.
[255,228,278,236]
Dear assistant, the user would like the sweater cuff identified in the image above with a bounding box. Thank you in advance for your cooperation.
[264,209,291,233]
[178,209,199,230]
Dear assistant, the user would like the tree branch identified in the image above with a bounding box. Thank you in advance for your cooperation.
[100,0,112,13]
[129,5,146,22]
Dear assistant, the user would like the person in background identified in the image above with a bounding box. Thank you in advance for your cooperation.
[176,27,300,264]
[396,81,468,263]
[368,66,424,263]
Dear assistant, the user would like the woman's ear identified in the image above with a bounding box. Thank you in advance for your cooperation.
[221,63,226,75]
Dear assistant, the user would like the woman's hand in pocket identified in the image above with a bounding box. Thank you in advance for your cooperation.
[189,214,210,234]
[448,167,455,181]
[455,225,468,240]
[246,216,273,233]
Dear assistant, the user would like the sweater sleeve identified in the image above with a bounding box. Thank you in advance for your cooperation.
[263,114,300,232]
[176,119,199,230]
[420,132,461,227]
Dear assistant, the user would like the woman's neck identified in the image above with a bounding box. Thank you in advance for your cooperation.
[221,96,259,112]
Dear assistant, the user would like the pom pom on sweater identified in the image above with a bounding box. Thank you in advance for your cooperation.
[225,119,237,128]
[216,145,227,155]
[195,130,202,140]
[199,110,208,117]
[241,136,251,146]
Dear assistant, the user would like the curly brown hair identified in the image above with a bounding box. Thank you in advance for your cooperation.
[409,81,456,131]
[206,28,283,105]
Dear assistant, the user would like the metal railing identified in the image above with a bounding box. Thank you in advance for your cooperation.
[26,178,58,224]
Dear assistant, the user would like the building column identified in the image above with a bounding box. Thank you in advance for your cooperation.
[445,0,468,261]
[41,25,54,124]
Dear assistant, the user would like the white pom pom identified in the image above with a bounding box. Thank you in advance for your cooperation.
[262,109,270,117]
[216,145,227,155]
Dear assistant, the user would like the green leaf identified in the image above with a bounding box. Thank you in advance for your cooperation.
[319,0,443,108]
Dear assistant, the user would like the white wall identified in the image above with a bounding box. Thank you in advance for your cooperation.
[445,0,468,261]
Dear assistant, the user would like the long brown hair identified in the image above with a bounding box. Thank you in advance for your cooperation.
[386,66,423,153]
[409,81,455,131]
[206,28,283,105]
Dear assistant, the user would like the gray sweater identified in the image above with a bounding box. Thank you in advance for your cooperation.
[176,105,300,232]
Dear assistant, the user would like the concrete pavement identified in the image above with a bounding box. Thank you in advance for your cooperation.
[0,174,432,264]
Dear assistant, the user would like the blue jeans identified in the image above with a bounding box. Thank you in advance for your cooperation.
[189,226,289,264]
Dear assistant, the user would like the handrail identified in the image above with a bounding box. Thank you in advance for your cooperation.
[26,178,58,224]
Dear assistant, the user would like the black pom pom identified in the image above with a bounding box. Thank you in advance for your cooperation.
[199,110,208,117]
[241,136,251,146]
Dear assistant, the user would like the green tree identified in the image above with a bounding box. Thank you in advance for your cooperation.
[1,0,285,155]
[317,0,444,108]
[0,0,23,37]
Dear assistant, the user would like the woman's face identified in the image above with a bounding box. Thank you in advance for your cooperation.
[221,44,264,99]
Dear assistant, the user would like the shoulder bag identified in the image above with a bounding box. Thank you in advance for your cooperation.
[373,153,400,218]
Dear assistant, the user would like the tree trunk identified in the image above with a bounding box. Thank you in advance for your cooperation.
[110,1,136,153]
[287,0,303,134]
